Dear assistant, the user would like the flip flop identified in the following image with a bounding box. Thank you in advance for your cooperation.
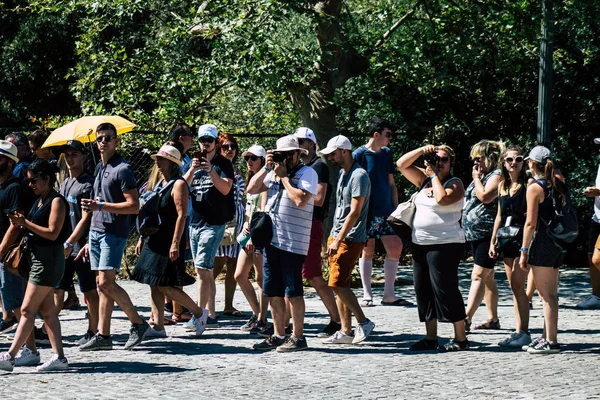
[223,310,246,317]
[381,298,413,306]
[360,299,374,307]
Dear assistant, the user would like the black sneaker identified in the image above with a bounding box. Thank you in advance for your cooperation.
[252,335,286,351]
[34,327,50,346]
[250,320,268,334]
[276,336,308,353]
[124,320,150,350]
[0,318,17,335]
[164,302,174,313]
[316,321,342,338]
[409,338,439,351]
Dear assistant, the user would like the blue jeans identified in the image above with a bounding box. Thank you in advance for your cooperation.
[189,223,226,270]
[0,264,25,312]
[89,231,128,273]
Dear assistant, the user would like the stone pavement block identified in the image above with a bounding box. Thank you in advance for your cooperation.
[0,264,599,399]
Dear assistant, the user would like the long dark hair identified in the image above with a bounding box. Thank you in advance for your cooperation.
[499,145,528,195]
[28,158,59,187]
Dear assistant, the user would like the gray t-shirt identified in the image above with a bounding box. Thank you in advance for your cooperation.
[90,154,137,238]
[331,163,371,242]
[60,173,94,254]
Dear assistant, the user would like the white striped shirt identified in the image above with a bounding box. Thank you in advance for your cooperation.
[264,165,318,255]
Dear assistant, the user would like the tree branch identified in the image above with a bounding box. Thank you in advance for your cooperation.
[375,1,420,48]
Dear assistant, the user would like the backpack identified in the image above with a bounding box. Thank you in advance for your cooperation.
[136,178,182,237]
[539,182,579,251]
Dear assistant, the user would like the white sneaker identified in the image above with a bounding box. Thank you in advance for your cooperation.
[0,352,15,372]
[35,354,68,372]
[353,319,375,344]
[145,327,167,338]
[321,330,354,344]
[15,346,40,366]
[193,311,208,336]
[576,295,600,310]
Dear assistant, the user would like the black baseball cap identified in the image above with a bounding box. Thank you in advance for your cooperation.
[59,140,87,154]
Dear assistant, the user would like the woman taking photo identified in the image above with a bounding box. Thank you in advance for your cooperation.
[396,144,468,352]
[489,145,531,348]
[133,144,207,336]
[213,133,245,318]
[0,159,69,372]
[463,140,503,332]
[519,145,565,354]
[234,145,269,333]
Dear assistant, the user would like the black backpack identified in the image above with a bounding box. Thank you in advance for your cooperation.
[539,183,579,252]
[136,178,181,237]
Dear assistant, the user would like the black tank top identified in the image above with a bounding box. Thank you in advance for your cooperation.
[498,183,527,226]
[27,190,71,246]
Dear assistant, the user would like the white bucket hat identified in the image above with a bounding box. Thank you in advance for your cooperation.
[320,135,353,155]
[151,144,182,166]
[0,140,19,163]
[274,135,308,155]
[242,144,266,158]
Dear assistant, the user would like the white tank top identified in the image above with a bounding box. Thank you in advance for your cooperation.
[412,177,466,245]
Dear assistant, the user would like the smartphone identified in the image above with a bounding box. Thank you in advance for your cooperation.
[193,150,206,160]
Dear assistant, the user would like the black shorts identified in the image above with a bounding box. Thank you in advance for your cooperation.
[470,237,497,269]
[57,256,97,293]
[588,221,600,255]
[529,229,565,269]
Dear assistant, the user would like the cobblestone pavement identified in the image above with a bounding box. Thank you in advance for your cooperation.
[1,264,599,399]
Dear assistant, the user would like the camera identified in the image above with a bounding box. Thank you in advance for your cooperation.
[423,153,440,165]
[272,152,286,163]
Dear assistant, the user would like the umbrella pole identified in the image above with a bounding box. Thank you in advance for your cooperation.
[86,130,97,166]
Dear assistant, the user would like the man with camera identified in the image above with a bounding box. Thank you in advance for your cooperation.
[353,118,410,307]
[247,135,317,352]
[183,124,234,328]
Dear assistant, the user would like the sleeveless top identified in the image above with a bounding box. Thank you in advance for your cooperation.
[412,176,466,245]
[27,190,71,246]
[498,182,527,226]
[463,170,500,241]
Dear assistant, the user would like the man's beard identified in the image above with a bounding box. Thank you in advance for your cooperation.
[0,163,9,176]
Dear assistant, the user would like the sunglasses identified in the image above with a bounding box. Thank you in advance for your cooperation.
[297,138,311,145]
[199,137,215,144]
[472,157,482,163]
[274,150,296,157]
[438,157,450,163]
[383,131,393,138]
[26,177,40,185]
[222,144,238,151]
[96,135,114,143]
[244,155,260,162]
[505,156,524,163]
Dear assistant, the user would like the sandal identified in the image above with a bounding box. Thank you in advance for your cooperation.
[438,339,470,353]
[172,312,192,323]
[223,309,246,317]
[360,299,374,308]
[409,338,439,351]
[473,319,501,330]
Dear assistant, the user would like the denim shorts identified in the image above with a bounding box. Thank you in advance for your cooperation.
[263,245,306,298]
[89,230,128,273]
[189,223,226,270]
[0,264,25,312]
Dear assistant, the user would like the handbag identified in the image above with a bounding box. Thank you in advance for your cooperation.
[250,184,285,248]
[2,234,30,278]
[387,178,431,239]
[495,193,522,252]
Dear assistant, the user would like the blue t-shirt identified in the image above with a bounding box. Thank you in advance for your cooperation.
[353,145,395,217]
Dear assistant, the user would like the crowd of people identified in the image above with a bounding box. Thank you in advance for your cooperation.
[0,118,597,373]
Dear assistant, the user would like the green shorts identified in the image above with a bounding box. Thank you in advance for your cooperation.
[29,244,65,288]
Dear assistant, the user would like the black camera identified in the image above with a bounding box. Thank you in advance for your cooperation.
[423,153,440,164]
[272,152,286,163]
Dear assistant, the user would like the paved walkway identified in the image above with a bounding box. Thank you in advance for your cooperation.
[1,264,599,399]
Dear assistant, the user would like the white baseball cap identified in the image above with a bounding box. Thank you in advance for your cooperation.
[242,145,266,158]
[320,135,352,155]
[294,127,317,144]
[197,124,218,139]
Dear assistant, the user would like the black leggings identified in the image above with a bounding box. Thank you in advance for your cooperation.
[412,243,466,323]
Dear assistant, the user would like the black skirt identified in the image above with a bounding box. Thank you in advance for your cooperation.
[132,235,195,287]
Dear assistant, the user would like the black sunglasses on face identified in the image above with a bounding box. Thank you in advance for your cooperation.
[199,137,215,144]
[505,156,524,163]
[26,177,40,185]
[222,144,238,151]
[96,135,114,143]
[297,138,311,145]
[383,131,393,138]
[472,157,481,163]
[438,157,450,163]
[244,155,260,162]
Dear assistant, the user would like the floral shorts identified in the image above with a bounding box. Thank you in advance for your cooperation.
[367,216,396,239]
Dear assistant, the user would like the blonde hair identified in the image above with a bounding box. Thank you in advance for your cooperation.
[469,140,505,171]
[435,144,456,166]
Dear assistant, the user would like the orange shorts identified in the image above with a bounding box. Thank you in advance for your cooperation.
[327,236,365,288]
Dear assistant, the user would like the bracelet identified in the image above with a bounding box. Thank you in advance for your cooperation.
[208,165,214,173]
[98,200,103,212]
[64,241,74,249]
[431,174,438,179]
[264,166,272,173]
[520,247,529,252]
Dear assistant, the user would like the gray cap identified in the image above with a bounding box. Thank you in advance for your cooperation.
[525,145,551,164]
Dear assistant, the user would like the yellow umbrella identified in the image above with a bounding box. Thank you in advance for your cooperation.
[41,116,136,148]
